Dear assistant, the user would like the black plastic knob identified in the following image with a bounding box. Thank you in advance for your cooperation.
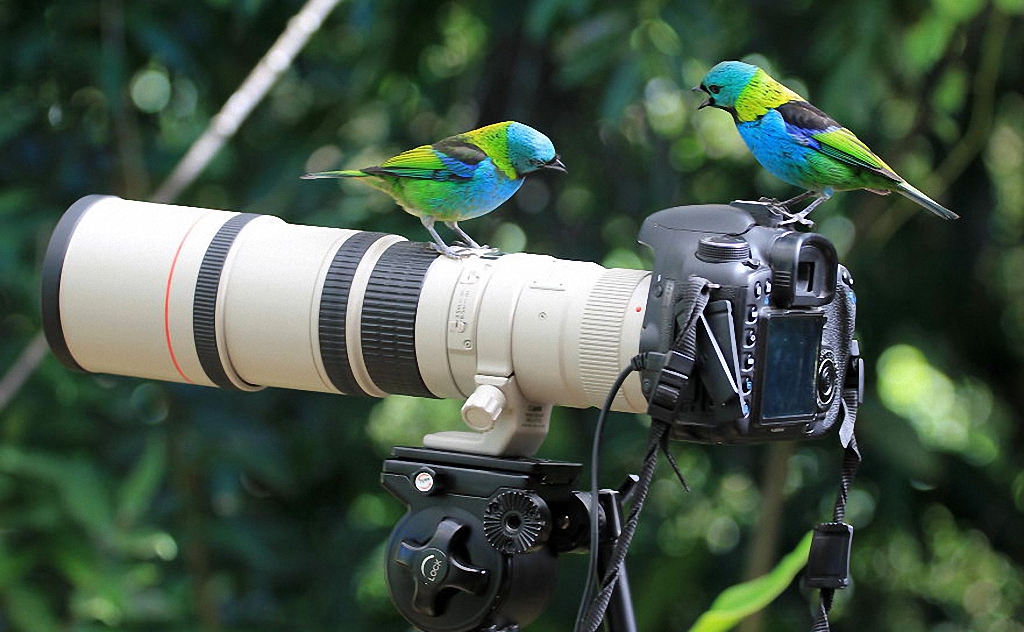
[393,518,490,617]
[482,491,551,554]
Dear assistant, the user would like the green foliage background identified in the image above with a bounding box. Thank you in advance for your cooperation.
[2,0,1024,630]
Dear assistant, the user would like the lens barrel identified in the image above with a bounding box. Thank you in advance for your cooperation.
[42,196,649,413]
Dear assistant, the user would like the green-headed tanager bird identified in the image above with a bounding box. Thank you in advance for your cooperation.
[303,121,566,257]
[694,61,958,225]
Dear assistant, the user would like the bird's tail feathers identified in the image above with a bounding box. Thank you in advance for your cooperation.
[896,182,959,220]
[300,169,366,180]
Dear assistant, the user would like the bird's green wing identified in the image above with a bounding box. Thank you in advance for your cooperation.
[363,142,482,181]
[364,145,454,180]
[776,101,901,183]
[812,127,900,181]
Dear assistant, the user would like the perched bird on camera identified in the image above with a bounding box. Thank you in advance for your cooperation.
[694,61,958,225]
[302,121,566,257]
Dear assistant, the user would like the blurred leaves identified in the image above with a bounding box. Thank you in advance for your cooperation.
[0,447,114,537]
[855,504,1024,631]
[0,436,178,630]
[687,532,812,632]
[877,344,1005,466]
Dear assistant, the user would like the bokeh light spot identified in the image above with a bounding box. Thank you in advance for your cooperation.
[130,68,171,114]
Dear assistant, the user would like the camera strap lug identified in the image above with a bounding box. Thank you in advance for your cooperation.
[838,339,863,450]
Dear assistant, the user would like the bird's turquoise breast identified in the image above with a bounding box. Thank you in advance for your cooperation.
[393,159,523,221]
[737,109,817,189]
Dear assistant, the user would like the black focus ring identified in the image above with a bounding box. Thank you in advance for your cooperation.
[361,241,437,398]
[318,231,389,396]
[193,213,260,389]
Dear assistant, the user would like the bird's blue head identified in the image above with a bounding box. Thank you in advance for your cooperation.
[505,122,566,177]
[694,61,760,111]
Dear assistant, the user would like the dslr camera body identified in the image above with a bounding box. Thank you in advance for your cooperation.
[638,201,859,444]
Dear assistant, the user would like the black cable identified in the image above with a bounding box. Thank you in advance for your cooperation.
[573,356,646,632]
[579,420,667,632]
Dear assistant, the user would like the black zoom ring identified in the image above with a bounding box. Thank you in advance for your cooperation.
[361,241,438,398]
[318,232,389,396]
[193,213,261,389]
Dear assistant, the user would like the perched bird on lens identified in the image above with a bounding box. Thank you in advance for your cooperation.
[694,61,958,225]
[303,121,566,257]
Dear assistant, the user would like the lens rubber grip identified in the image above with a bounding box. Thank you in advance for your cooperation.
[318,231,390,396]
[361,241,438,398]
[192,213,261,389]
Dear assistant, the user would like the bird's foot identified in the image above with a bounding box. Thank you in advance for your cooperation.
[777,193,828,228]
[452,241,500,255]
[777,213,815,229]
[445,222,483,249]
[430,243,475,259]
[757,197,796,220]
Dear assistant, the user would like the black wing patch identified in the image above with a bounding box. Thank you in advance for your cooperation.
[776,100,840,133]
[432,138,488,165]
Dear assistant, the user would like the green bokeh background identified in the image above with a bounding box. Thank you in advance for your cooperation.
[2,0,1023,630]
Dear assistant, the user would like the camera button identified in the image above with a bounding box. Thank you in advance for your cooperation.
[741,377,753,394]
[743,354,755,370]
[746,306,758,323]
[744,330,756,347]
[754,282,762,298]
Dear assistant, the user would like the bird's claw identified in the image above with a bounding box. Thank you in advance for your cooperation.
[430,243,502,259]
[752,197,797,219]
[452,240,494,251]
[777,215,815,229]
[430,243,472,259]
[435,242,501,258]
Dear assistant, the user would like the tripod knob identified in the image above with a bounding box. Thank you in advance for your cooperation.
[483,491,551,554]
[393,518,490,617]
[462,384,506,431]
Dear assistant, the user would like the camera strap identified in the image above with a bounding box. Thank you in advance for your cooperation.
[807,380,862,632]
[646,276,713,422]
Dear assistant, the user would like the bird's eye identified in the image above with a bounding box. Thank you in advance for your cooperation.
[709,85,721,94]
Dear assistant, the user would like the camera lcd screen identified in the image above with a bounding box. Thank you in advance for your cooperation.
[757,312,824,422]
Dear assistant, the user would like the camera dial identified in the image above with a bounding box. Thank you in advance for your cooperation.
[816,351,838,411]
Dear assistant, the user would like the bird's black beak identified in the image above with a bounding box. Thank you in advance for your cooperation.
[692,85,712,110]
[543,155,567,173]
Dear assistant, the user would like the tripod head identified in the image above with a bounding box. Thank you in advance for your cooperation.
[381,447,593,632]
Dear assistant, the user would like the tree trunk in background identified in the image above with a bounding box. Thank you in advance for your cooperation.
[738,442,794,632]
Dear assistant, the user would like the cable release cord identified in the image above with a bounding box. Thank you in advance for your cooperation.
[573,353,689,632]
